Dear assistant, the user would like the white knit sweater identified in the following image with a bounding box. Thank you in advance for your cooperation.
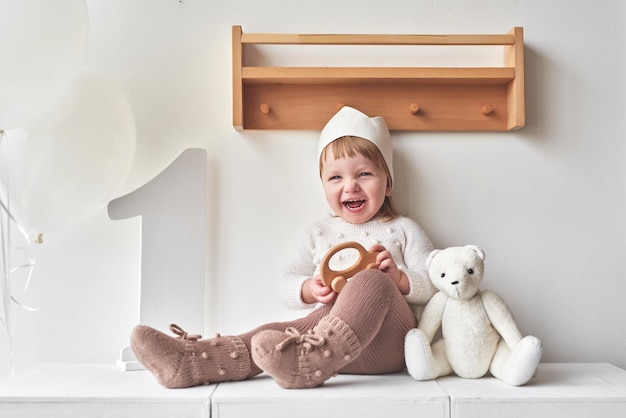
[278,216,437,311]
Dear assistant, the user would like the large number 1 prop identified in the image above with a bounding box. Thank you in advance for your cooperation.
[108,149,208,370]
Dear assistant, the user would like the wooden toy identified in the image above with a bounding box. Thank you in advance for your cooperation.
[320,242,379,292]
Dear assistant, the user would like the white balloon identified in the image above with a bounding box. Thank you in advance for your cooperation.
[0,0,88,130]
[0,67,136,234]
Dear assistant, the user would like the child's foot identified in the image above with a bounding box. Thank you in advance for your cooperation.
[130,324,250,388]
[251,316,361,389]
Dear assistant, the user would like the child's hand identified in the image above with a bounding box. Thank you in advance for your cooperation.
[370,244,410,295]
[303,276,338,305]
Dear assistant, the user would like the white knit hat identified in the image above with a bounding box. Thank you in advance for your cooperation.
[318,106,393,185]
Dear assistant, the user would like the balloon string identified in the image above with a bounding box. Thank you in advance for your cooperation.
[0,165,14,376]
[0,132,13,375]
[0,195,14,376]
[10,259,38,313]
[0,130,39,377]
[0,196,33,244]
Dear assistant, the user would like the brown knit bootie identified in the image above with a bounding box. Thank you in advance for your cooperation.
[251,315,361,389]
[130,324,250,388]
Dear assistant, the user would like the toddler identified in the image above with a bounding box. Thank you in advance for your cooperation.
[131,106,437,389]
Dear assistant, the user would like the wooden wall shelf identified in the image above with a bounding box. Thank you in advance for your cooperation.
[232,26,524,132]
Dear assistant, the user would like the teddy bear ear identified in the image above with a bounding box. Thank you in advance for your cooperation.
[465,245,485,261]
[426,249,441,267]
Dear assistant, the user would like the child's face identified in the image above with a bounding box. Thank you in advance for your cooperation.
[320,147,391,224]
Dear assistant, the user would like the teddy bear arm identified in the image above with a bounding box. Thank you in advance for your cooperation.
[481,290,523,348]
[417,291,447,342]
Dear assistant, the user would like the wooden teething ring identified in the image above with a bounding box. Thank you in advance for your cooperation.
[320,241,379,293]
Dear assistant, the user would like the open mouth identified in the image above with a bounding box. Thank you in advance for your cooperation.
[343,199,366,211]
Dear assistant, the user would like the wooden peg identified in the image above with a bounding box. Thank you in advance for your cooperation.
[481,104,494,115]
[408,103,420,115]
[259,103,270,115]
[320,242,379,293]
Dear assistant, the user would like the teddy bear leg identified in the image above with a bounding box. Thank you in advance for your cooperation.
[405,329,451,380]
[490,336,542,386]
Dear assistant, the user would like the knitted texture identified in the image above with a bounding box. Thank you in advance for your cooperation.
[329,269,417,374]
[278,216,436,310]
[130,324,250,388]
[251,315,361,389]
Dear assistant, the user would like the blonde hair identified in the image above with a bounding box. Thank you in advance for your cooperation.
[319,136,399,222]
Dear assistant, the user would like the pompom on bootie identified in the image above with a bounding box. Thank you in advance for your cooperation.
[130,324,250,388]
[251,315,361,389]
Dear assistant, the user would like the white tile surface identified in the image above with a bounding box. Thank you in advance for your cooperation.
[1,363,626,418]
[212,372,449,418]
[0,363,214,418]
[437,363,626,418]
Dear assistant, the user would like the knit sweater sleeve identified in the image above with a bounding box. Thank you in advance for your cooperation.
[395,217,438,305]
[277,225,318,310]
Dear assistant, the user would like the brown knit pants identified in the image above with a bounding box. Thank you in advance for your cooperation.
[240,269,417,378]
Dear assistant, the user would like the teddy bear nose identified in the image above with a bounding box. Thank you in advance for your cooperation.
[451,280,459,285]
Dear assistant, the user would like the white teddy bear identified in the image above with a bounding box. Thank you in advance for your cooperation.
[405,245,542,385]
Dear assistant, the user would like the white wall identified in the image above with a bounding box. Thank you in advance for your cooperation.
[1,0,625,379]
